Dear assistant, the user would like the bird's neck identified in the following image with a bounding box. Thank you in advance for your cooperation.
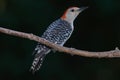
[60,18,74,30]
[61,17,74,27]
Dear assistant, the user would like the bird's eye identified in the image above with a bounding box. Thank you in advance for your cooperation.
[71,9,75,12]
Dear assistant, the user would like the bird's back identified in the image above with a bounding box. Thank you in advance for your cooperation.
[41,19,73,45]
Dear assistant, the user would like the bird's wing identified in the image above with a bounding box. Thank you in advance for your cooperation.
[41,19,73,45]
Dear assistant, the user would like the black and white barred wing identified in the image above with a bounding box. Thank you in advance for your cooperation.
[30,19,73,73]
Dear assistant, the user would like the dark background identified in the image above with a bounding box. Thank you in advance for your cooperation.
[0,0,120,80]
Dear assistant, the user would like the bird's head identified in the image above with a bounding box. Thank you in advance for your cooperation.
[61,7,88,24]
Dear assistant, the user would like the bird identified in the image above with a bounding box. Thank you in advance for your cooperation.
[30,6,88,73]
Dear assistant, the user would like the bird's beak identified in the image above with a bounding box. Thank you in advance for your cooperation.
[78,7,88,12]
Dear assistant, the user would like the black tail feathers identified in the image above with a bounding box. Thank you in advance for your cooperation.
[30,44,51,73]
[30,53,46,73]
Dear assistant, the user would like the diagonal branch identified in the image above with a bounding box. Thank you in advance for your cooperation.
[0,27,120,58]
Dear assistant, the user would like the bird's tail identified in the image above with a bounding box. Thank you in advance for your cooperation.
[30,45,50,73]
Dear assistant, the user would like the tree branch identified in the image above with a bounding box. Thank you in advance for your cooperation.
[0,27,120,58]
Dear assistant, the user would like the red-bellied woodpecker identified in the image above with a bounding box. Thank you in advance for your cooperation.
[30,6,88,73]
